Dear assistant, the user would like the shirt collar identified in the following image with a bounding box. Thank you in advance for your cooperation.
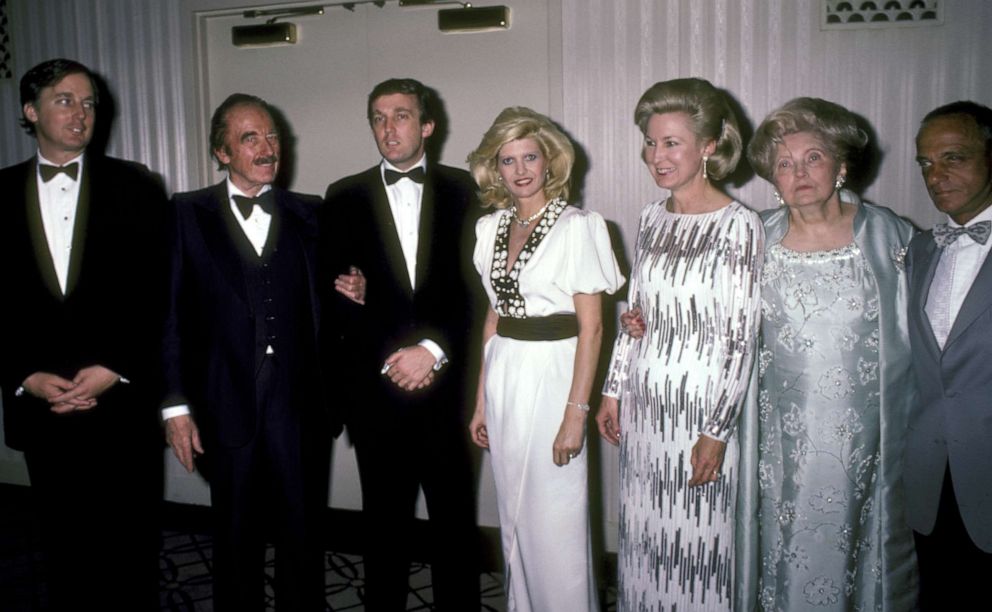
[226,178,272,201]
[380,155,427,176]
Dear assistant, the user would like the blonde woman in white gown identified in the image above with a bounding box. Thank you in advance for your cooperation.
[468,107,624,612]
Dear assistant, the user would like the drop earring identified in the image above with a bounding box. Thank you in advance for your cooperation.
[773,191,785,206]
[702,155,709,181]
[835,174,846,190]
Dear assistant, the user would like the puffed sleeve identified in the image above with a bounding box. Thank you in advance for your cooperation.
[553,209,625,296]
[700,205,764,442]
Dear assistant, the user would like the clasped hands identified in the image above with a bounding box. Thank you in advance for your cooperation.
[22,365,121,414]
[382,346,436,391]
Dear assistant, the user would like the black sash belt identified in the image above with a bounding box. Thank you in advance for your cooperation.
[496,314,578,341]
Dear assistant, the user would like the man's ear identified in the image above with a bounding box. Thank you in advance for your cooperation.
[22,102,39,125]
[214,146,231,165]
[421,120,435,140]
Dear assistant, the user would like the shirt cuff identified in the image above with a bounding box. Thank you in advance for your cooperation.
[162,404,191,420]
[418,339,448,371]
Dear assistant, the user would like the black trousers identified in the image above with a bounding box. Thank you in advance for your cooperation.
[23,408,161,612]
[349,391,480,612]
[914,466,992,611]
[205,355,328,612]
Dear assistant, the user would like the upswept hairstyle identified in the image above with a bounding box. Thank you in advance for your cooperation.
[467,107,575,210]
[748,97,868,182]
[634,78,742,181]
[366,78,437,127]
[920,100,992,157]
[209,93,273,170]
[19,58,98,135]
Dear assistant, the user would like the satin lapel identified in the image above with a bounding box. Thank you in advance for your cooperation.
[195,184,250,306]
[414,173,436,295]
[23,159,63,299]
[915,237,943,357]
[944,244,992,350]
[275,190,320,332]
[370,174,413,295]
[64,158,91,296]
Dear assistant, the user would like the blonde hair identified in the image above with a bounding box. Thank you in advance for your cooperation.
[634,78,743,181]
[467,107,575,209]
[748,97,868,182]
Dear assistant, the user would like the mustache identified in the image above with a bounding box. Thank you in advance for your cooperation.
[254,155,278,165]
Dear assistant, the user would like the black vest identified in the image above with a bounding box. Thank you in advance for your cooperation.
[236,209,315,381]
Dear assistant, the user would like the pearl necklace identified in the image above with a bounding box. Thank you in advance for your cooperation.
[510,201,551,227]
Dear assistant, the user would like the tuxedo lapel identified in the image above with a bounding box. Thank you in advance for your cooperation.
[414,172,436,295]
[369,171,414,295]
[945,245,992,350]
[914,237,943,357]
[195,184,250,306]
[64,158,91,296]
[22,159,63,299]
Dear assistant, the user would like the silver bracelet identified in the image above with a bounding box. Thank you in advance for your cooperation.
[566,401,590,412]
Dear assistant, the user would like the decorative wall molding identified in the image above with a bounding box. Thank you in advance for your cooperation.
[822,0,942,29]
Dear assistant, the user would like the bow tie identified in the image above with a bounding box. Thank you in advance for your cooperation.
[384,167,425,185]
[232,192,275,220]
[932,220,991,248]
[39,162,79,182]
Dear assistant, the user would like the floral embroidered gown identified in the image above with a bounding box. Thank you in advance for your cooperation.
[603,200,763,611]
[474,199,623,612]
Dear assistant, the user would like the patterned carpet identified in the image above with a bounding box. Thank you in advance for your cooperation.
[1,485,616,610]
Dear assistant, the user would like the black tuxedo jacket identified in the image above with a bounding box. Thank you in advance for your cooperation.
[321,163,482,425]
[162,183,324,448]
[0,155,169,449]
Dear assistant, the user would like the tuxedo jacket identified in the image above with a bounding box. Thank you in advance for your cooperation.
[904,228,992,552]
[162,183,324,448]
[0,155,169,450]
[320,163,482,427]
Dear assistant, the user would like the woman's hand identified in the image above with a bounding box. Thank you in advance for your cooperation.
[553,405,587,466]
[595,395,621,446]
[469,410,488,449]
[688,435,727,487]
[335,266,366,305]
[620,307,646,339]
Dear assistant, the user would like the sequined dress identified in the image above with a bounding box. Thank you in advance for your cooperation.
[603,200,763,611]
[474,200,623,612]
[754,243,884,610]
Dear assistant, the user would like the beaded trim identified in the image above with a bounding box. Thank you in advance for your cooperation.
[490,198,567,318]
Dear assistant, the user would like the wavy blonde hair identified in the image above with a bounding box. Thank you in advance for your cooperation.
[634,78,743,181]
[467,107,575,209]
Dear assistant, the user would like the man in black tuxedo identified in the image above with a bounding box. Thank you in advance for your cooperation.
[0,58,166,610]
[162,93,330,611]
[321,78,481,610]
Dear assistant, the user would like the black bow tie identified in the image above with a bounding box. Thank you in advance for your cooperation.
[39,162,79,182]
[384,167,426,185]
[232,192,275,220]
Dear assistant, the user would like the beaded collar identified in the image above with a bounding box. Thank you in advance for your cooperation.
[490,198,567,318]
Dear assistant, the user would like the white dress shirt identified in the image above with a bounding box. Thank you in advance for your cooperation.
[162,181,276,421]
[379,156,445,368]
[36,152,84,294]
[925,204,992,349]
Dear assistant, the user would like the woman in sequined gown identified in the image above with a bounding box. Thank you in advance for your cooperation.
[596,78,763,611]
[735,98,918,611]
[467,107,624,612]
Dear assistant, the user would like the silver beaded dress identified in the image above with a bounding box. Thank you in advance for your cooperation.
[603,199,763,611]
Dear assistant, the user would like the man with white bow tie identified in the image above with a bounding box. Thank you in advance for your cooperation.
[905,100,992,610]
